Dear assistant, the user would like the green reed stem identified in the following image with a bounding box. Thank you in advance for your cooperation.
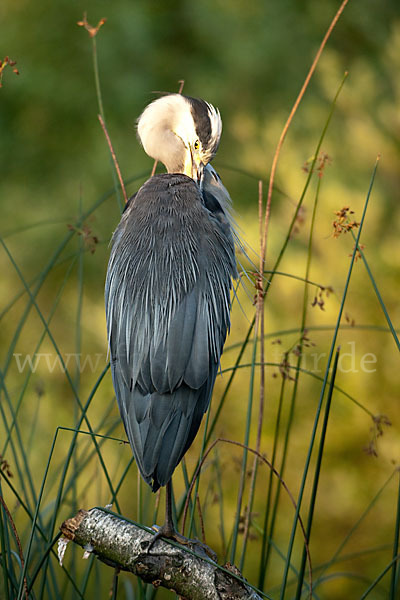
[279,156,380,599]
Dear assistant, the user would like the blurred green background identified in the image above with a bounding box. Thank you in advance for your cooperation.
[1,0,400,598]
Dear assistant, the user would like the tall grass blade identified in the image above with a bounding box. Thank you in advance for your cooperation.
[359,554,400,600]
[0,481,11,600]
[313,470,397,591]
[259,153,324,589]
[294,347,340,599]
[279,156,380,599]
[389,471,400,599]
[259,377,286,585]
[230,329,258,565]
[349,231,400,352]
[15,362,109,600]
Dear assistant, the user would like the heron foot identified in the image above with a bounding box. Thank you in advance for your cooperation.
[146,524,217,561]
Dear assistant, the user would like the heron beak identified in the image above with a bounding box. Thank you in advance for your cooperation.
[183,147,204,184]
[192,160,204,185]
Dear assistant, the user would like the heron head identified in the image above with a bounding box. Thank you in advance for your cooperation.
[137,94,222,184]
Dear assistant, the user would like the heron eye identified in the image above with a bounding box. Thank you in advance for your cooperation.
[194,139,200,150]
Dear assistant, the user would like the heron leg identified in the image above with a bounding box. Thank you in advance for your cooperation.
[148,481,187,544]
[163,479,176,536]
[146,481,217,560]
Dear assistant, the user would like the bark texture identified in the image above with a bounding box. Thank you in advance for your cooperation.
[60,508,262,600]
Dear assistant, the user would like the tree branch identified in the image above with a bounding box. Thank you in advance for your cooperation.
[60,508,263,600]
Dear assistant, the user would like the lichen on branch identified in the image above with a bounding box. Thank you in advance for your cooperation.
[60,507,263,600]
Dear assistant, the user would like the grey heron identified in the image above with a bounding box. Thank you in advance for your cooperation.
[105,93,237,542]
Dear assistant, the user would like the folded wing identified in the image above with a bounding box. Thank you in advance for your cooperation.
[105,173,236,490]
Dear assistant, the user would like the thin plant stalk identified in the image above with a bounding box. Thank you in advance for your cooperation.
[215,447,227,557]
[279,157,380,599]
[258,376,286,585]
[313,470,397,590]
[267,72,347,294]
[185,400,212,538]
[70,193,84,592]
[0,481,11,600]
[259,165,324,587]
[15,427,69,599]
[262,0,349,265]
[25,428,123,594]
[229,325,258,564]
[98,114,128,205]
[349,230,400,352]
[240,181,267,570]
[255,18,350,573]
[16,364,110,600]
[390,471,400,599]
[294,347,341,599]
[359,554,400,600]
[221,360,372,416]
[91,33,123,212]
[0,177,144,384]
[202,73,348,478]
[0,238,119,514]
[0,246,76,538]
[182,436,309,599]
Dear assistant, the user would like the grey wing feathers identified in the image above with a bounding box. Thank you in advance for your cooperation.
[202,164,246,255]
[105,173,236,491]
